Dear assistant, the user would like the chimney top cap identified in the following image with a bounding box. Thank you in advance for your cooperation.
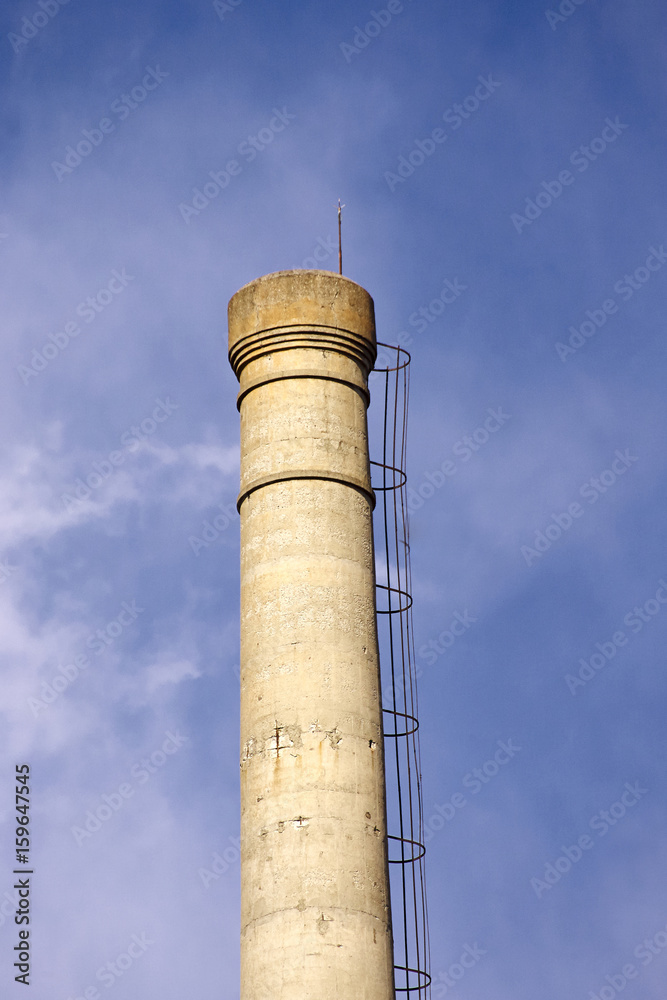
[227,269,376,369]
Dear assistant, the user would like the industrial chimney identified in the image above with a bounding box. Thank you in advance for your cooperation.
[228,269,396,999]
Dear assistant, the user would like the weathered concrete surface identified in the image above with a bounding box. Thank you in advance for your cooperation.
[228,270,395,1000]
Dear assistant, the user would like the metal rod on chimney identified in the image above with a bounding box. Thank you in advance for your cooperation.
[337,198,345,274]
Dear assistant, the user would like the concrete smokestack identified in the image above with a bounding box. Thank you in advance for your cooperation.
[228,270,395,1000]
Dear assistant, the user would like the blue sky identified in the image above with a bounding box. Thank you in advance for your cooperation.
[1,0,666,997]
